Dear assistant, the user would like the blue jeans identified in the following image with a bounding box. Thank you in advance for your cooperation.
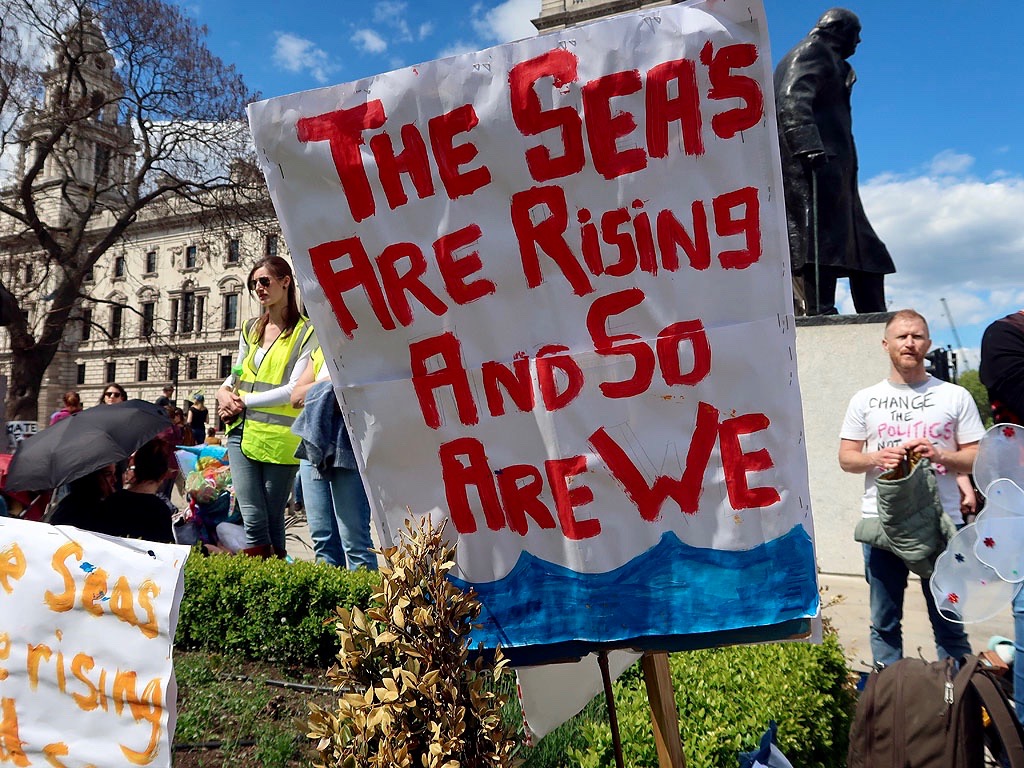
[228,431,298,551]
[863,544,972,667]
[298,459,377,570]
[1013,588,1024,724]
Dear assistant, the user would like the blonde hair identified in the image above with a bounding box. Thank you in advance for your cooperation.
[885,309,929,336]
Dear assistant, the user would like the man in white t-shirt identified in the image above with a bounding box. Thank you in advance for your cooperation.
[839,308,985,667]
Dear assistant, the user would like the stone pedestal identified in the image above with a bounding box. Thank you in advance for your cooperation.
[796,313,890,575]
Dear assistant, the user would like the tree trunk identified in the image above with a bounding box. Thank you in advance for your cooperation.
[6,345,53,422]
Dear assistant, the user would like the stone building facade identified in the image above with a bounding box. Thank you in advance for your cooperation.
[533,0,677,31]
[28,210,283,420]
[1,1,677,428]
[0,13,282,427]
[0,203,283,426]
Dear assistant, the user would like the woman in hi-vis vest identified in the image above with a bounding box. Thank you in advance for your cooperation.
[216,256,315,557]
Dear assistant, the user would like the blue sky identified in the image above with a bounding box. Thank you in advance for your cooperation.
[180,0,1024,370]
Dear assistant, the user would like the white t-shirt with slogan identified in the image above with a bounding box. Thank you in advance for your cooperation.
[840,376,985,524]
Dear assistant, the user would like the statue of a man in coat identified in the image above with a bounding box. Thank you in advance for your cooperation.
[774,8,895,316]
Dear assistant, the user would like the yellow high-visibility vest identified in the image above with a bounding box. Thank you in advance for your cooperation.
[310,345,325,379]
[230,316,316,464]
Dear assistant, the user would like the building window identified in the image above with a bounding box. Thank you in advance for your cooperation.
[145,250,157,273]
[219,354,234,380]
[114,254,126,278]
[168,358,179,382]
[24,263,33,283]
[76,363,86,385]
[187,356,198,380]
[137,359,148,382]
[265,234,278,257]
[94,145,111,183]
[105,361,116,382]
[222,293,238,330]
[196,296,205,332]
[227,238,240,263]
[170,298,179,335]
[110,305,123,339]
[185,245,197,269]
[181,292,195,333]
[81,308,92,340]
[141,301,155,338]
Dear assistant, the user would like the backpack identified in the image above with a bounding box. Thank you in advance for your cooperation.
[848,655,1024,768]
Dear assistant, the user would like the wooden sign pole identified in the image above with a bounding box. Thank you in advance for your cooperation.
[642,651,686,768]
[597,651,626,768]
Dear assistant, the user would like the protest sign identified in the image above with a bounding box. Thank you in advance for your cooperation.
[5,422,36,454]
[248,0,817,664]
[0,517,189,766]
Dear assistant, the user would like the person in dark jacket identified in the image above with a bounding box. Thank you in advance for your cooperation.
[92,439,175,543]
[774,8,895,316]
[980,311,1024,425]
[49,464,118,528]
[979,310,1024,725]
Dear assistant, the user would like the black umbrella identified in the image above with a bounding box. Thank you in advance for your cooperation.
[5,399,171,492]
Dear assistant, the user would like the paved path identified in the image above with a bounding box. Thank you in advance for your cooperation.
[820,571,1015,671]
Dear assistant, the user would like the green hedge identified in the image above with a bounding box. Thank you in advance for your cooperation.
[175,553,855,767]
[176,552,379,666]
[526,634,856,768]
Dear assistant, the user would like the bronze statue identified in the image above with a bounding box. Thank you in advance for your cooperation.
[774,8,895,316]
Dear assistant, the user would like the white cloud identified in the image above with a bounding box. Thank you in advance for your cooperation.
[438,39,483,59]
[928,149,974,176]
[0,144,20,185]
[863,174,1024,290]
[272,32,336,84]
[352,28,388,54]
[373,1,413,41]
[374,0,407,22]
[350,2,429,57]
[471,0,541,44]
[849,154,1024,354]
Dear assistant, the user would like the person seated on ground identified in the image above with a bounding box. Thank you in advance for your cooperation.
[204,427,222,446]
[174,408,194,446]
[48,464,118,528]
[92,439,175,543]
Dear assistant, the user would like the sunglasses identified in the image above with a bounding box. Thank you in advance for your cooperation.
[104,391,124,399]
[249,276,273,290]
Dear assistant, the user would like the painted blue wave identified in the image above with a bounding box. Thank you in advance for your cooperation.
[451,525,818,660]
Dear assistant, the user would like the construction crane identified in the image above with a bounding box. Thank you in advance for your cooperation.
[940,297,971,371]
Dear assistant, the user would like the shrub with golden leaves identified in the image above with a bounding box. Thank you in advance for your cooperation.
[307,517,519,768]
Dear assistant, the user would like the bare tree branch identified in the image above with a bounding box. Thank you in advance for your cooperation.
[0,0,260,418]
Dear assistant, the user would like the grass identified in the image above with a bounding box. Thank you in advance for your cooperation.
[172,651,328,767]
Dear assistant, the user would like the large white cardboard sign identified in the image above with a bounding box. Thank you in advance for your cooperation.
[0,518,189,766]
[248,0,817,663]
